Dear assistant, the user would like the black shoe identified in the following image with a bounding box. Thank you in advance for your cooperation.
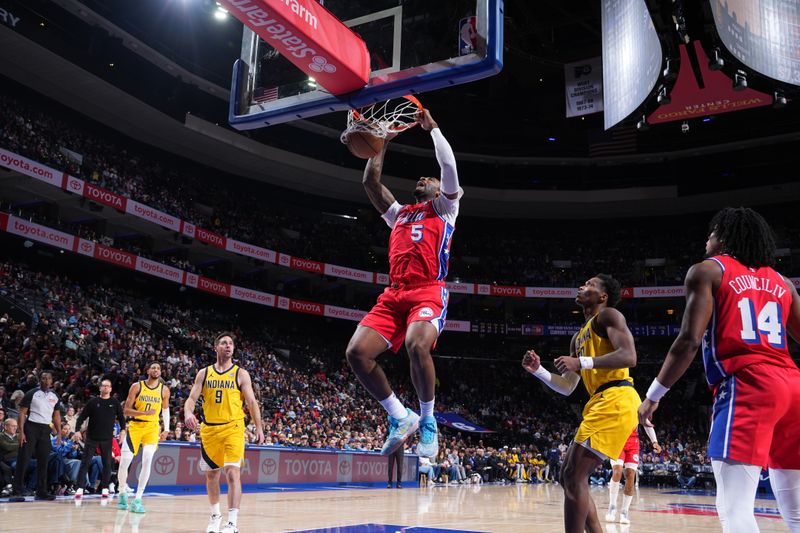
[8,495,25,502]
[35,493,56,501]
[396,482,402,489]
[387,482,393,488]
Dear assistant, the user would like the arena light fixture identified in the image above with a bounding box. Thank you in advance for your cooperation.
[656,85,671,105]
[214,3,227,20]
[636,114,649,132]
[733,70,747,91]
[708,48,724,71]
[773,90,787,109]
[662,59,677,82]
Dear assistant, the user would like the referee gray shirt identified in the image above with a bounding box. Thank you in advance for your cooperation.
[20,387,61,424]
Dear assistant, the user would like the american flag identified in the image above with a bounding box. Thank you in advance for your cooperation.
[587,126,637,157]
[253,86,279,104]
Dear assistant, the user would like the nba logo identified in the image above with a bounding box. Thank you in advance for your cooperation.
[459,16,477,56]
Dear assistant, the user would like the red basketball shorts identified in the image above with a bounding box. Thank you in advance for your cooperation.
[612,433,640,468]
[708,362,800,469]
[360,283,449,353]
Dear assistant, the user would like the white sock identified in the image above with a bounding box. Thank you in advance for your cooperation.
[608,480,620,511]
[622,494,633,513]
[211,503,220,516]
[228,508,239,526]
[135,445,156,499]
[419,399,435,418]
[117,450,134,493]
[379,393,407,419]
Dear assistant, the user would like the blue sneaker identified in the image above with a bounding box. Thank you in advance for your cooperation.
[117,491,128,510]
[417,416,439,458]
[381,408,419,455]
[130,497,145,514]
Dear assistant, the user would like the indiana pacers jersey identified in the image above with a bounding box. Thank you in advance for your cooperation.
[574,316,633,396]
[133,381,163,423]
[202,365,244,424]
[382,194,459,286]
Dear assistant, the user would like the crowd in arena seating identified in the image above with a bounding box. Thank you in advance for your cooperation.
[3,89,798,290]
[0,257,718,497]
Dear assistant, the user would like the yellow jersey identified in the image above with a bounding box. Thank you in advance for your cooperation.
[133,380,163,423]
[574,315,633,396]
[202,364,244,424]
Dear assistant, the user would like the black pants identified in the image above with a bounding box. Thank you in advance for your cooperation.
[13,421,51,496]
[0,460,13,486]
[77,438,113,490]
[387,448,404,484]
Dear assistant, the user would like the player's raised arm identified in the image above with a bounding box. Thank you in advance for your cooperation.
[419,109,460,201]
[362,142,397,214]
[523,335,581,397]
[183,369,206,431]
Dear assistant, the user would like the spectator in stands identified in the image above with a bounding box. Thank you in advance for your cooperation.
[0,386,9,410]
[50,423,81,495]
[6,390,24,420]
[0,418,19,495]
[9,371,62,502]
[677,456,697,489]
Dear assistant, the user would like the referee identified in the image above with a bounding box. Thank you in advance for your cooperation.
[73,378,126,499]
[9,372,62,501]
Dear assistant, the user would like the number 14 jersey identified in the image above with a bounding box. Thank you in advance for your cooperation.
[703,254,796,386]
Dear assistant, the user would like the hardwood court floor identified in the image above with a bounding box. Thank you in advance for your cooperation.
[0,483,789,532]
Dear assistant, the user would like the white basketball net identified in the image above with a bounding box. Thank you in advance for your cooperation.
[340,96,422,143]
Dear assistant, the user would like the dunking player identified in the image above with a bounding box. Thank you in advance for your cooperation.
[117,362,170,513]
[345,109,462,459]
[522,275,640,533]
[639,207,800,533]
[184,332,264,533]
[605,426,661,524]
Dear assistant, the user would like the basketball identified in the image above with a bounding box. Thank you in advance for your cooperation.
[344,131,384,159]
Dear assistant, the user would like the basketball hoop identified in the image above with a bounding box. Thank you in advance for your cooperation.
[340,95,423,143]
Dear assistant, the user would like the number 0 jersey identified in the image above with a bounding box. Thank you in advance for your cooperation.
[703,254,795,386]
[202,364,244,424]
[382,194,460,286]
[133,381,163,423]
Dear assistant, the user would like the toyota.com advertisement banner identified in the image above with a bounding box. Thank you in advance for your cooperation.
[0,147,742,301]
[124,443,417,487]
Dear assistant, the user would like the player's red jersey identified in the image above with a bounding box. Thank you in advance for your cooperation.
[383,195,458,286]
[702,254,795,387]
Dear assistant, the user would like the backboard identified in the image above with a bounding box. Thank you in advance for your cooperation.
[228,0,503,129]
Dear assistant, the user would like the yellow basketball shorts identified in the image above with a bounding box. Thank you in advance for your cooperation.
[200,420,245,470]
[124,421,160,455]
[574,385,640,459]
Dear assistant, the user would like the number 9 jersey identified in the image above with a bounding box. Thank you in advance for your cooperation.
[703,254,796,387]
[201,365,244,425]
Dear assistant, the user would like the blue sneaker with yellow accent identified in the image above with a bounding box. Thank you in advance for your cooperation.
[117,491,128,510]
[130,497,145,514]
[417,416,439,458]
[381,408,419,455]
